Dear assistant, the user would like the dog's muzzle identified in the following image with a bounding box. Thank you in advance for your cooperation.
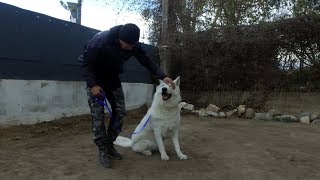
[161,87,171,101]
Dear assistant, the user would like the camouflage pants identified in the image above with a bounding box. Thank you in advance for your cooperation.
[87,87,126,149]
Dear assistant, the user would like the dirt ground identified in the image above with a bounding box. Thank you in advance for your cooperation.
[1,107,320,180]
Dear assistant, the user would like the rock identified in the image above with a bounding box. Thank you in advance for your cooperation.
[226,109,237,118]
[237,105,246,117]
[273,115,299,122]
[198,109,208,117]
[300,116,311,124]
[254,113,272,121]
[219,112,226,118]
[206,111,219,117]
[191,110,199,114]
[245,108,255,119]
[311,112,320,121]
[180,101,187,106]
[268,109,281,117]
[297,112,311,124]
[298,112,310,118]
[266,113,274,120]
[205,104,220,113]
[182,103,194,111]
[311,119,320,125]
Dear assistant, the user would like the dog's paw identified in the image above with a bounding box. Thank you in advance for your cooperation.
[142,150,152,156]
[178,154,188,160]
[161,154,169,160]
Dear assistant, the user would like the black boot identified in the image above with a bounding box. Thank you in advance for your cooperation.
[107,143,122,160]
[98,148,111,168]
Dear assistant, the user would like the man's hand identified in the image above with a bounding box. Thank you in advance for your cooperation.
[91,85,104,98]
[163,77,176,89]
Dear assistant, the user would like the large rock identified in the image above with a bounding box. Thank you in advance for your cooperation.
[273,115,299,122]
[226,109,237,118]
[311,119,320,125]
[237,105,246,117]
[245,108,255,119]
[300,116,311,124]
[311,112,320,121]
[205,104,220,113]
[182,103,194,111]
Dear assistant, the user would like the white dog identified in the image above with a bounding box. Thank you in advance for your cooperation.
[114,76,188,160]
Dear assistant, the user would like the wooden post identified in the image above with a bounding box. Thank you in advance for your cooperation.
[160,0,170,75]
[77,0,82,24]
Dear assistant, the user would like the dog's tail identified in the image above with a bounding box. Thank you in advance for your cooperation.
[113,136,132,148]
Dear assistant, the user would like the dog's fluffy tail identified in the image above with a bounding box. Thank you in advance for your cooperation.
[113,136,132,148]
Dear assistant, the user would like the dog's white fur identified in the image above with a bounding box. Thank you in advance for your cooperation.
[114,76,188,160]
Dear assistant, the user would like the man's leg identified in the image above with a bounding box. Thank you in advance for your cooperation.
[87,88,111,168]
[104,87,126,160]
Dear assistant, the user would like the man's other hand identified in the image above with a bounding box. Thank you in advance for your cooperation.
[163,77,176,89]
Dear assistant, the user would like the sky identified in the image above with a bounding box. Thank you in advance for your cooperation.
[0,0,150,42]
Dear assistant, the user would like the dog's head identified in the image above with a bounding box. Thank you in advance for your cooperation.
[154,76,181,107]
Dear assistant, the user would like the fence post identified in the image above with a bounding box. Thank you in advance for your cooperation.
[160,0,170,76]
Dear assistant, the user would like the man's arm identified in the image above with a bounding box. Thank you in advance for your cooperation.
[133,45,167,80]
[80,47,100,88]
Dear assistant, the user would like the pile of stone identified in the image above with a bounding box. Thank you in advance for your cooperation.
[181,103,255,119]
[254,110,320,124]
[181,102,320,125]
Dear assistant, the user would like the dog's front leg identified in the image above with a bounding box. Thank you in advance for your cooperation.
[171,129,188,160]
[153,128,169,160]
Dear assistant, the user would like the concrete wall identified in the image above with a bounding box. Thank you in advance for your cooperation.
[0,79,153,125]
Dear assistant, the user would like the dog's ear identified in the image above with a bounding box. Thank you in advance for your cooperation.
[159,79,164,84]
[173,76,180,86]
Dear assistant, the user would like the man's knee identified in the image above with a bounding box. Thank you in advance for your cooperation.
[92,119,105,133]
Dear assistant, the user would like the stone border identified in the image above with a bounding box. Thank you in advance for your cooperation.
[181,102,320,125]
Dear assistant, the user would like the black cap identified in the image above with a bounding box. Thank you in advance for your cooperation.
[119,23,140,45]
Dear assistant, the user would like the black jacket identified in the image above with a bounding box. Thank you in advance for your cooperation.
[80,25,166,90]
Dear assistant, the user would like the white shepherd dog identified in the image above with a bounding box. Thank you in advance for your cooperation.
[114,76,188,160]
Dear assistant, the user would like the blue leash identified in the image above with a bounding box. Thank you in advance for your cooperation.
[95,96,151,135]
[132,115,151,135]
[95,97,113,116]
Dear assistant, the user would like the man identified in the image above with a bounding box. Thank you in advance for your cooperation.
[80,23,175,168]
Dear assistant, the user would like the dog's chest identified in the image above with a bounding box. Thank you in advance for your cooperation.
[152,116,179,136]
[161,122,177,137]
[150,106,181,136]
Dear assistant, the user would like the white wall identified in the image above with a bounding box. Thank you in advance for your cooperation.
[0,79,154,125]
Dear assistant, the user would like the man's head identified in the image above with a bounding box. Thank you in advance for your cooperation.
[119,23,140,51]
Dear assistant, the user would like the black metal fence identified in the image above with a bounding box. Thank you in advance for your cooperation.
[0,2,158,84]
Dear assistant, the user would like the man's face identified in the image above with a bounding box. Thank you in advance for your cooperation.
[119,40,136,51]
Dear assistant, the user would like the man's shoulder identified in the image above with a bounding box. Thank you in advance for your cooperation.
[86,30,109,48]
